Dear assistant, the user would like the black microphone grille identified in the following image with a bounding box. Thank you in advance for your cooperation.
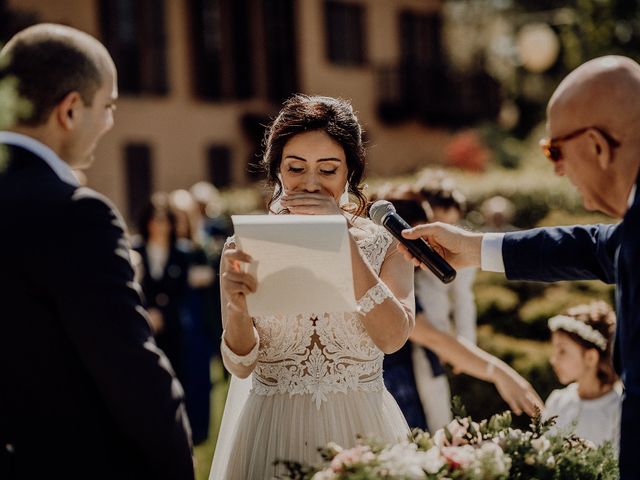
[369,200,396,226]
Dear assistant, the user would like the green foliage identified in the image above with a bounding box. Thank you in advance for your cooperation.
[0,55,32,172]
[474,264,615,340]
[451,396,469,419]
[482,410,513,436]
[474,283,520,325]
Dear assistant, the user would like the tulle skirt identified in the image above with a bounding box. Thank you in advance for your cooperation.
[219,388,410,480]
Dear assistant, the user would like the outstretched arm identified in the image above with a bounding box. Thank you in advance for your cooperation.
[400,222,620,284]
[411,313,543,416]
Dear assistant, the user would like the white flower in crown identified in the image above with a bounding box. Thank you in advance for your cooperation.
[548,315,608,351]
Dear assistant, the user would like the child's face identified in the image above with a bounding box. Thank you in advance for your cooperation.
[549,331,589,384]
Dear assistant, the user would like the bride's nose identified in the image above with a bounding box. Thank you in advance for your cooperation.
[300,171,321,193]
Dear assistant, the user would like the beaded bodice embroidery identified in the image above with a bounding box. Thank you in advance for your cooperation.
[228,223,394,409]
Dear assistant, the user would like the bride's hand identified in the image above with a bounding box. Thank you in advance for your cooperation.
[221,247,256,315]
[280,192,342,215]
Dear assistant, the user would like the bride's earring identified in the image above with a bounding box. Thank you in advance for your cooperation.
[270,174,286,214]
[339,182,350,206]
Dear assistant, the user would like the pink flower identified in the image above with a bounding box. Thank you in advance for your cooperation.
[441,445,476,470]
[433,418,481,448]
[329,445,375,472]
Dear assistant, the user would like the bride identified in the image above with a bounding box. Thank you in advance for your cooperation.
[209,94,415,479]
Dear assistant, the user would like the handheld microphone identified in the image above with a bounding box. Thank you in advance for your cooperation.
[369,200,456,284]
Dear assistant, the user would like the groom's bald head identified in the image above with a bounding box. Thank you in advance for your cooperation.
[0,23,115,126]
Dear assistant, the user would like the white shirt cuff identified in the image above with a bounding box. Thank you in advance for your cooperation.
[481,233,506,272]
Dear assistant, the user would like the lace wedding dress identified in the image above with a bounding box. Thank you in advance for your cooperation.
[210,223,410,480]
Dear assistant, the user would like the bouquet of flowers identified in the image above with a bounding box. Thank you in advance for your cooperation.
[276,401,618,480]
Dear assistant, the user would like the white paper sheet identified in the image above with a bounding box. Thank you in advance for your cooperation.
[231,214,357,316]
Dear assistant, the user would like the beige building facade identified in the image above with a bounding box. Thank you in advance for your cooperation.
[4,0,471,219]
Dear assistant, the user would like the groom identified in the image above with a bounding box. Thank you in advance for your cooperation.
[0,24,194,479]
[401,56,640,479]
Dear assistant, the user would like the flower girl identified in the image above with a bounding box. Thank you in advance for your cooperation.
[544,301,622,450]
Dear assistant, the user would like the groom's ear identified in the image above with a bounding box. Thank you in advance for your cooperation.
[55,91,83,131]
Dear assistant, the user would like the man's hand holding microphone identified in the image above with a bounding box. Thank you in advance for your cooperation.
[399,221,485,271]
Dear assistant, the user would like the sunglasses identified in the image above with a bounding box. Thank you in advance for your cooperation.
[539,126,620,163]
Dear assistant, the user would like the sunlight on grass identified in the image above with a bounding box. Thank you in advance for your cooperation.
[194,359,229,480]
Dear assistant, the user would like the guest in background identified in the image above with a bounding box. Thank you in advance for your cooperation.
[190,181,231,365]
[544,302,621,451]
[190,181,231,257]
[480,195,517,232]
[412,171,477,431]
[414,170,477,342]
[170,189,216,444]
[134,193,189,382]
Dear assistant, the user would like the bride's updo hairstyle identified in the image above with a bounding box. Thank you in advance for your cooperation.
[261,94,367,216]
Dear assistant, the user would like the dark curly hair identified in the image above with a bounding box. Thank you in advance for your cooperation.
[261,94,367,216]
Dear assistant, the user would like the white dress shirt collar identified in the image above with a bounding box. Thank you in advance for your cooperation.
[0,131,79,187]
[628,184,637,209]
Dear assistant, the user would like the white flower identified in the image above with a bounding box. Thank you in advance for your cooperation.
[311,470,338,480]
[433,428,447,448]
[423,447,446,474]
[376,442,431,479]
[473,442,511,476]
[531,436,550,453]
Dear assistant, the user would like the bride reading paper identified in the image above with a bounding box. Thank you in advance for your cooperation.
[209,95,415,479]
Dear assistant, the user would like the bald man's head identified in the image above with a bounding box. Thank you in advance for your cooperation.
[0,23,115,126]
[544,56,640,217]
[548,56,640,139]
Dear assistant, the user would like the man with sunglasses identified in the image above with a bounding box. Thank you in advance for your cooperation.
[400,55,640,479]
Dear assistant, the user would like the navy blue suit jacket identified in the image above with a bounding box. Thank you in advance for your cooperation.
[502,175,639,477]
[0,145,194,480]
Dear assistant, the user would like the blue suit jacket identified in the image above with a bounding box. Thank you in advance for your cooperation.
[502,176,639,477]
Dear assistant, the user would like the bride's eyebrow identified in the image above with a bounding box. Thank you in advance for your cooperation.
[284,155,342,162]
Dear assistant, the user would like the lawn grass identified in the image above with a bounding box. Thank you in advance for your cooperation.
[194,359,229,480]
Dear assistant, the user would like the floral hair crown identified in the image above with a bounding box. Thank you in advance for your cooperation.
[548,314,608,351]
